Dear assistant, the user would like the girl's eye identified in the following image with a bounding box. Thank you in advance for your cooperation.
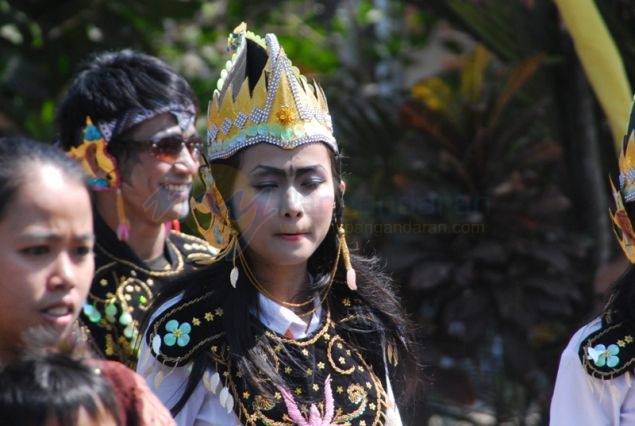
[303,178,324,189]
[74,245,94,257]
[252,182,277,191]
[21,246,50,255]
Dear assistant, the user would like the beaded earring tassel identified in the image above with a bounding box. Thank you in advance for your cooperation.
[116,188,130,241]
[338,225,357,291]
[229,233,240,288]
[230,257,239,288]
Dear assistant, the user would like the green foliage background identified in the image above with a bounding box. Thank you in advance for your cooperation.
[2,0,634,424]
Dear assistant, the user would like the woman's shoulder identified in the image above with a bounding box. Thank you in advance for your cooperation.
[89,359,176,426]
[573,315,635,380]
[145,285,227,368]
[168,230,219,265]
[563,317,602,349]
[92,358,150,393]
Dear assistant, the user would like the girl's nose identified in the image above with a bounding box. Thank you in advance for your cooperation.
[280,186,304,218]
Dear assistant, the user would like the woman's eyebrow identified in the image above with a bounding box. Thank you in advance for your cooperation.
[19,232,96,244]
[248,165,325,177]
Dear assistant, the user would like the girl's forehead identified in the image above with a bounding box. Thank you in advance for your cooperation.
[239,142,332,169]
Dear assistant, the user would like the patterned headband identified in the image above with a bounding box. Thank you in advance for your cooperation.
[96,101,197,143]
[66,101,197,191]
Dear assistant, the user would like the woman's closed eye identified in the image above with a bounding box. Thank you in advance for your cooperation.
[302,178,325,189]
[20,245,50,256]
[252,182,278,191]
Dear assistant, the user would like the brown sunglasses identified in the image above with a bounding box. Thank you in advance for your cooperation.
[133,134,202,163]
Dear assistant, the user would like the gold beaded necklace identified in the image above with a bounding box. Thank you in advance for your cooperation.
[235,240,342,317]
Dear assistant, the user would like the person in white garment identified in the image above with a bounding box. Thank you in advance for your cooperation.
[137,23,421,425]
[550,98,635,425]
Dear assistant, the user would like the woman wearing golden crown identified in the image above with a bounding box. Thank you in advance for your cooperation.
[56,50,217,368]
[550,99,635,424]
[137,24,420,425]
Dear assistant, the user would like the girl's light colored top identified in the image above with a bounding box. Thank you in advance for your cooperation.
[550,317,635,425]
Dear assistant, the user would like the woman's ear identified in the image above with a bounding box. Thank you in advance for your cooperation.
[339,180,346,197]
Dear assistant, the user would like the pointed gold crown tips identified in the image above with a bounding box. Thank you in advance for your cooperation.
[205,23,337,161]
[610,97,635,263]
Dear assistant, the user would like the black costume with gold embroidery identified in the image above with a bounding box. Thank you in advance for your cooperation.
[147,283,397,425]
[81,214,216,368]
[578,309,635,380]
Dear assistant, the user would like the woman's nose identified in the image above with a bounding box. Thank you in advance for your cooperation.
[48,253,76,290]
[280,186,304,218]
[173,145,200,175]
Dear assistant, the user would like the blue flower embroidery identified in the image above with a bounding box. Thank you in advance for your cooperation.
[163,319,191,347]
[589,343,620,368]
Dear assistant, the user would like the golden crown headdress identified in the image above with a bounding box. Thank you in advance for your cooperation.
[610,96,635,263]
[191,24,358,290]
[204,22,337,160]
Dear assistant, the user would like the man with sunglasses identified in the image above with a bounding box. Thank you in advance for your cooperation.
[56,49,217,368]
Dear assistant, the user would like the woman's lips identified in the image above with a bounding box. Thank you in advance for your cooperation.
[277,233,307,241]
[161,183,192,200]
[40,303,75,328]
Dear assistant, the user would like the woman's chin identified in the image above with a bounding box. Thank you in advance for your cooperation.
[20,325,66,351]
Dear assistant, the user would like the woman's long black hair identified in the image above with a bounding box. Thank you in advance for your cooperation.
[603,265,635,326]
[146,144,421,416]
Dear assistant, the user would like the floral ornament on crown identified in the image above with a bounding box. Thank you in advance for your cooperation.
[66,116,120,190]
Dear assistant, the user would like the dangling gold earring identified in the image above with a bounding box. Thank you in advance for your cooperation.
[116,187,130,241]
[338,225,357,291]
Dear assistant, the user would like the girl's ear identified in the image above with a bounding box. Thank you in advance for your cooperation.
[338,180,346,197]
